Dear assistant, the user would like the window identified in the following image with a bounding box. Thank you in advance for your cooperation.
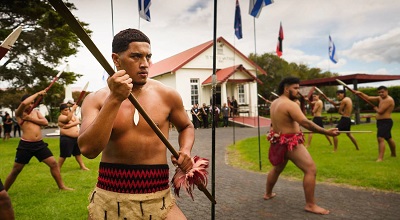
[238,84,245,103]
[190,78,199,105]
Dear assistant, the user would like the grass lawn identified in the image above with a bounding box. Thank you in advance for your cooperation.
[227,112,400,193]
[0,137,99,219]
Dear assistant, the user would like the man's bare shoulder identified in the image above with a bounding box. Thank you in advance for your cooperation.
[82,87,109,108]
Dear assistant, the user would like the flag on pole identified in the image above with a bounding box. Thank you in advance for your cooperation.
[249,0,274,18]
[234,0,243,39]
[138,0,151,22]
[276,22,284,57]
[329,35,338,63]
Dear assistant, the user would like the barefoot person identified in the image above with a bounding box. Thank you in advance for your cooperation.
[78,29,195,219]
[333,90,359,152]
[264,77,339,215]
[306,93,332,147]
[4,91,73,191]
[355,86,396,161]
[58,103,89,170]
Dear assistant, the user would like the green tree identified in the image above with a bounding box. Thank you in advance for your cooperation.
[0,0,91,120]
[249,52,338,104]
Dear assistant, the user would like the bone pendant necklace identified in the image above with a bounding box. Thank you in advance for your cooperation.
[133,108,139,125]
[133,88,141,126]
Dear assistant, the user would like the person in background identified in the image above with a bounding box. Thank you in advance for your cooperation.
[12,116,21,138]
[191,103,201,129]
[333,90,359,152]
[264,77,339,215]
[355,86,396,161]
[3,113,12,141]
[200,103,209,128]
[58,103,89,170]
[4,91,73,191]
[221,103,230,127]
[306,93,332,147]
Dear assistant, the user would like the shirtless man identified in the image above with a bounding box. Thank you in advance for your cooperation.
[78,29,194,220]
[264,77,339,215]
[355,86,396,161]
[333,90,359,152]
[57,103,89,170]
[4,91,72,191]
[306,93,332,147]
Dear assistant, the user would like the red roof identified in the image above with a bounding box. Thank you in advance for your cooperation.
[149,37,266,78]
[202,64,263,86]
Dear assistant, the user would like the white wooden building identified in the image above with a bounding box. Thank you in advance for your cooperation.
[149,37,266,117]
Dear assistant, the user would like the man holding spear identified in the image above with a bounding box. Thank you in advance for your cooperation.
[78,29,195,219]
[4,90,73,191]
[333,90,359,152]
[264,77,339,215]
[306,93,332,147]
[355,86,396,161]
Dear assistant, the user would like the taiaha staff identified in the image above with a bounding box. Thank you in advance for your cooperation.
[335,79,377,108]
[314,87,337,106]
[0,25,22,60]
[258,94,272,104]
[48,0,215,204]
[21,66,65,125]
[271,92,279,98]
[75,82,89,105]
[303,130,373,134]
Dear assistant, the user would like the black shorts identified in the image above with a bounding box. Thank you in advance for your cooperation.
[15,140,53,164]
[0,179,4,192]
[377,119,393,140]
[60,135,81,158]
[336,117,351,131]
[312,117,324,128]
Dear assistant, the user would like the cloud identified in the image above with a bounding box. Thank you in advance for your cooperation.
[342,28,400,63]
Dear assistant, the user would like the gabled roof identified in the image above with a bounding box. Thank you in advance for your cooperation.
[202,64,263,86]
[149,37,266,78]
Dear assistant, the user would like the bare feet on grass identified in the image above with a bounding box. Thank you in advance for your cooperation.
[305,204,330,215]
[263,193,276,200]
[81,167,90,171]
[60,186,74,191]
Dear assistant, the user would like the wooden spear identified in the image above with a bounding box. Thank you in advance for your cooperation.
[335,79,376,108]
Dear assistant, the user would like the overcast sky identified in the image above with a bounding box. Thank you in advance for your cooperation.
[65,0,400,91]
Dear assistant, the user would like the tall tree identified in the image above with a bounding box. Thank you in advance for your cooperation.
[0,0,90,91]
[249,52,339,103]
[0,0,91,121]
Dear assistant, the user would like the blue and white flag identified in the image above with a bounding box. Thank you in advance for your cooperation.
[138,0,151,22]
[249,0,274,18]
[234,0,243,39]
[329,35,338,64]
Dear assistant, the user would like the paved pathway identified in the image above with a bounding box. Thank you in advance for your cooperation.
[166,127,400,220]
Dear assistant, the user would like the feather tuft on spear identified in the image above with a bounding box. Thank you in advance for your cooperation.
[172,156,209,200]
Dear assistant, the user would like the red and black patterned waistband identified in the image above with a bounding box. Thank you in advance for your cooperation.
[96,162,169,194]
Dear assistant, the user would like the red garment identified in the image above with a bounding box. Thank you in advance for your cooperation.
[267,130,304,166]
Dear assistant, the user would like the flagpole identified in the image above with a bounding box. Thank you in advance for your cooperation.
[211,0,217,219]
[252,17,262,171]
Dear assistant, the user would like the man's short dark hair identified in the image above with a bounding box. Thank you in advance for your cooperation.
[60,103,69,111]
[112,29,150,53]
[377,86,387,91]
[336,90,345,94]
[277,77,300,95]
